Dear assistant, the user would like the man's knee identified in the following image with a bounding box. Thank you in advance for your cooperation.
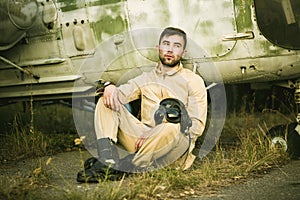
[156,123,181,141]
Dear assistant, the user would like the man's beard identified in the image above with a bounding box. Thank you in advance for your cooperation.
[159,56,181,68]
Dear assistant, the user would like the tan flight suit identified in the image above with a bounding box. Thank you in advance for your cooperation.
[94,63,207,170]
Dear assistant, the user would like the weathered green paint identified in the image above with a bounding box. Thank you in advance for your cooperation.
[234,0,253,31]
[90,0,123,7]
[212,44,226,57]
[56,0,81,12]
[256,40,285,56]
[92,15,126,42]
[57,0,123,12]
[222,1,232,9]
[199,20,214,35]
[160,0,171,23]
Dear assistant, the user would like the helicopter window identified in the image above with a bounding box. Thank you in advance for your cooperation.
[254,0,300,49]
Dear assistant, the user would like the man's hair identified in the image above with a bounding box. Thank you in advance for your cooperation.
[159,27,187,49]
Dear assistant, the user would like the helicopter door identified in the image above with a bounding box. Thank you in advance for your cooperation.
[126,0,237,60]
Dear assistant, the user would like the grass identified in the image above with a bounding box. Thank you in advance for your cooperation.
[0,90,294,199]
[0,101,79,162]
[0,157,53,200]
[0,117,78,161]
[0,112,291,199]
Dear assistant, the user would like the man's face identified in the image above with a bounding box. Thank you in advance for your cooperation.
[157,34,186,67]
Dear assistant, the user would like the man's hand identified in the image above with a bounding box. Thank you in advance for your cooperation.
[135,132,152,152]
[135,137,146,152]
[103,85,121,111]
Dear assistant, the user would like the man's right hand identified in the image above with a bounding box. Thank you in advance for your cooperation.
[103,85,121,111]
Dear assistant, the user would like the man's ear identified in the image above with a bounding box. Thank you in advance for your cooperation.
[182,49,187,58]
[156,45,159,53]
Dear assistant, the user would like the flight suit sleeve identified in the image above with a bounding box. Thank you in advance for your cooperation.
[117,73,146,104]
[187,75,207,144]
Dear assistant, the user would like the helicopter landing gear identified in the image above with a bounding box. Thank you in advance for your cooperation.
[294,79,300,134]
[268,80,300,159]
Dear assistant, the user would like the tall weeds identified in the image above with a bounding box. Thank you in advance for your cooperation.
[0,100,78,161]
[1,111,49,160]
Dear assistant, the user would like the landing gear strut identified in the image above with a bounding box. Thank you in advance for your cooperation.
[268,79,300,159]
[294,80,300,133]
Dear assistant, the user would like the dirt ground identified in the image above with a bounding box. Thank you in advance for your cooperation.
[0,150,93,199]
[192,159,300,200]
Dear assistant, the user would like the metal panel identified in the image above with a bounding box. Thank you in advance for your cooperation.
[126,0,237,58]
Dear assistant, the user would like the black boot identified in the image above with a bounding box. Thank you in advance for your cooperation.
[97,138,119,166]
[77,157,126,183]
[118,154,135,172]
[76,138,122,183]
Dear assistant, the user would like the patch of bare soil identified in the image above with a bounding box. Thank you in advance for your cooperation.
[0,150,94,199]
[192,159,300,200]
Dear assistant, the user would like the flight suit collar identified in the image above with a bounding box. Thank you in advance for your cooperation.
[155,62,183,76]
